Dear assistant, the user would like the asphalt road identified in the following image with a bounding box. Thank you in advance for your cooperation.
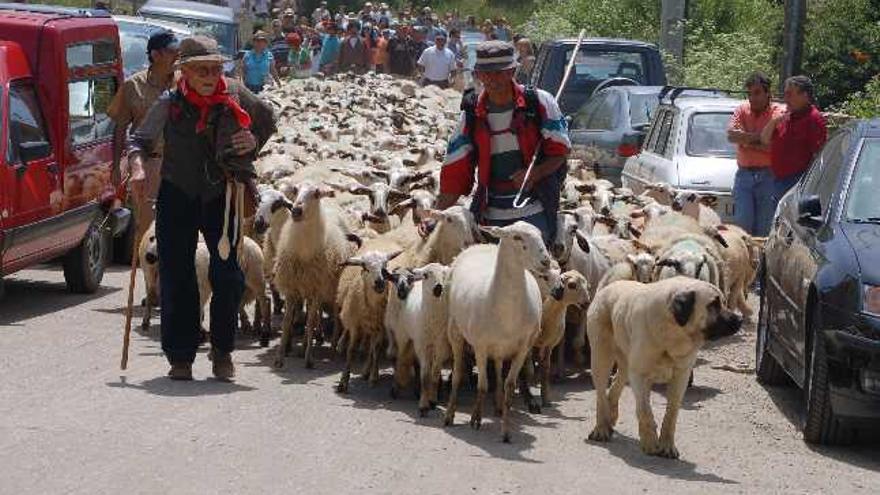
[1,265,878,494]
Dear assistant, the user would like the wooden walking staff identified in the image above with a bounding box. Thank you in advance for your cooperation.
[512,28,586,209]
[120,175,136,370]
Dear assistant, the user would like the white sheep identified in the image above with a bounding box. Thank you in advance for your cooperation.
[444,221,560,442]
[273,180,361,369]
[533,270,590,407]
[596,251,658,290]
[335,246,403,392]
[384,263,451,416]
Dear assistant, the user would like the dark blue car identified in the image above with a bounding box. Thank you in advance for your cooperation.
[758,119,880,444]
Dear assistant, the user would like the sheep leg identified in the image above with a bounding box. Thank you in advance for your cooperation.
[492,358,504,417]
[587,333,616,442]
[443,332,465,427]
[303,302,319,369]
[519,358,540,414]
[553,338,566,381]
[541,348,552,407]
[368,332,383,387]
[469,351,488,431]
[141,298,153,330]
[258,293,271,347]
[337,330,359,393]
[418,351,434,416]
[271,285,284,315]
[504,345,532,443]
[239,308,252,335]
[273,301,296,369]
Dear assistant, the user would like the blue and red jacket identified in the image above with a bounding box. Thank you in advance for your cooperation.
[440,83,571,224]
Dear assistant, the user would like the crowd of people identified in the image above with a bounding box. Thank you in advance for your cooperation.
[234,1,536,92]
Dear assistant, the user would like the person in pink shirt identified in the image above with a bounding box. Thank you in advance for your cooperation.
[727,72,783,236]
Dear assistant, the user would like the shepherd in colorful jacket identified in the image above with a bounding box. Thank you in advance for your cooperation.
[434,40,570,242]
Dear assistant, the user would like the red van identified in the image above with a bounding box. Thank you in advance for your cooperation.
[0,4,129,298]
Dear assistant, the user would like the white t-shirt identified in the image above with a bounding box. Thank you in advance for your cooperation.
[417,46,456,82]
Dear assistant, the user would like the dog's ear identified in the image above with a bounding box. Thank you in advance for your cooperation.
[671,290,696,327]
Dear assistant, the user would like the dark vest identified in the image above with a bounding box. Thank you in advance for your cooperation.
[161,92,228,202]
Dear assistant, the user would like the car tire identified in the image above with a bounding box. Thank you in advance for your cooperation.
[803,307,853,445]
[63,221,107,294]
[755,261,789,386]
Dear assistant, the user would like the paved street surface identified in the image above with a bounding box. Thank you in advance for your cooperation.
[1,266,878,494]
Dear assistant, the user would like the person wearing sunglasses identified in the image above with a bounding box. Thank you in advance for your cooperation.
[127,36,277,382]
[108,30,180,251]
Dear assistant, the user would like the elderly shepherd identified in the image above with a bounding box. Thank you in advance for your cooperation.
[128,36,276,381]
[432,41,570,243]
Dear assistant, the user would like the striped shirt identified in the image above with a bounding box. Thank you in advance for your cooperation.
[484,100,543,220]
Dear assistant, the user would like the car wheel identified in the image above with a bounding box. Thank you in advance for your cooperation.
[803,306,853,445]
[755,263,789,386]
[63,221,107,294]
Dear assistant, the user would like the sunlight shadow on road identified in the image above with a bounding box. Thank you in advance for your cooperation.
[585,433,738,484]
[0,279,119,326]
[106,375,257,397]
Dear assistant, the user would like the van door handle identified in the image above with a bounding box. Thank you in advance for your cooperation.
[14,162,26,179]
[47,163,59,174]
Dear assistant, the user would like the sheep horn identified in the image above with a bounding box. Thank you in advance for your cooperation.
[627,223,643,238]
[386,249,404,261]
[631,239,653,253]
[341,256,364,267]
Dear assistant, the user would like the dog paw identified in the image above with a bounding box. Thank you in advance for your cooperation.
[272,357,285,369]
[502,432,511,443]
[588,425,613,442]
[418,406,430,418]
[336,380,349,394]
[653,442,680,459]
[639,437,661,456]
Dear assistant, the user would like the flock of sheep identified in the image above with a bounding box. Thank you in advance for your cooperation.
[137,73,760,446]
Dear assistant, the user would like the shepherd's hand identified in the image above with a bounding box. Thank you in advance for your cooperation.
[232,129,257,156]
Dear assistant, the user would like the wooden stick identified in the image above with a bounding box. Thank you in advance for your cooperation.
[120,220,138,370]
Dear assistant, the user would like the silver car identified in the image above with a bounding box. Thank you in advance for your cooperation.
[621,94,741,222]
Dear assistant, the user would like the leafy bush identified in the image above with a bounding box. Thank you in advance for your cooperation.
[837,76,880,118]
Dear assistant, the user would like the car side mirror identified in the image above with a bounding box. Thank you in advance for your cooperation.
[19,140,50,164]
[797,194,822,228]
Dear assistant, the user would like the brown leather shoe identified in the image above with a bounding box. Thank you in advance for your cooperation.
[167,362,193,381]
[211,350,235,381]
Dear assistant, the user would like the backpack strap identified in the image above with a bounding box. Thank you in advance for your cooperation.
[523,85,542,128]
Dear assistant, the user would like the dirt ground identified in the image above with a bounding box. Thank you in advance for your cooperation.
[1,265,878,494]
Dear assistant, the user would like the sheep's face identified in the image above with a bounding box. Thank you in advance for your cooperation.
[391,189,436,223]
[482,221,553,277]
[627,253,657,283]
[425,206,478,250]
[412,263,451,298]
[644,183,676,206]
[289,181,334,221]
[561,270,590,308]
[656,252,709,282]
[144,233,159,265]
[552,212,579,262]
[387,269,417,300]
[343,250,403,294]
[592,188,614,215]
[344,182,410,224]
[534,265,565,301]
[254,189,292,235]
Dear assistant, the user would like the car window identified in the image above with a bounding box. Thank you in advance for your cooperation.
[654,109,675,156]
[572,93,607,129]
[66,39,118,68]
[143,15,236,55]
[814,131,851,213]
[686,112,736,158]
[69,77,117,146]
[6,82,51,164]
[644,108,666,152]
[119,31,150,78]
[628,93,659,127]
[564,48,647,83]
[845,138,880,220]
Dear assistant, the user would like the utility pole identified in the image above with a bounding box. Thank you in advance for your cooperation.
[660,0,686,65]
[780,0,806,91]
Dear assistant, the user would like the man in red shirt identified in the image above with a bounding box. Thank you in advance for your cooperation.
[761,75,827,201]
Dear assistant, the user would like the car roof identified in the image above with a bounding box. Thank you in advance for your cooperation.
[545,38,659,49]
[139,0,234,24]
[0,3,110,18]
[600,85,664,96]
[854,118,880,138]
[663,96,741,111]
[113,15,192,35]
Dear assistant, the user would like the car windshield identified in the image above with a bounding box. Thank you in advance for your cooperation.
[564,48,647,84]
[686,112,736,158]
[142,15,236,56]
[845,138,880,221]
[629,93,659,127]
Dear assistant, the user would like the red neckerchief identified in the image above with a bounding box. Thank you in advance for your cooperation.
[178,77,252,133]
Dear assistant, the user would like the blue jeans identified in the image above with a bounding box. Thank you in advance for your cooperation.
[733,167,776,237]
[773,172,804,203]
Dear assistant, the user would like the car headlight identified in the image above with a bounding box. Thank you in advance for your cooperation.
[863,284,880,317]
